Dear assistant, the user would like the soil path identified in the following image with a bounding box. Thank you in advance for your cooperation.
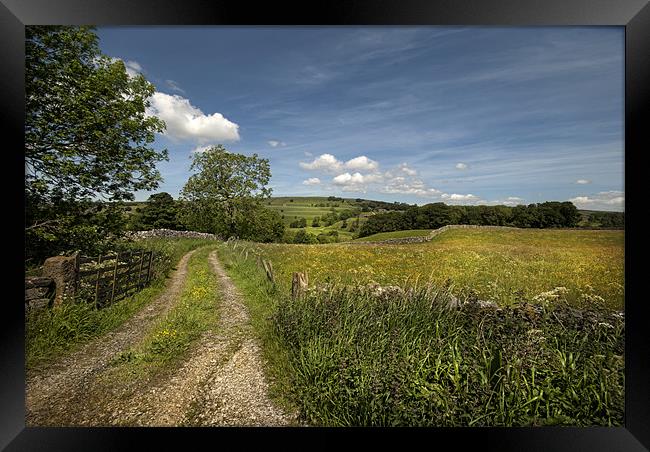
[26,249,197,426]
[26,248,295,427]
[115,250,293,426]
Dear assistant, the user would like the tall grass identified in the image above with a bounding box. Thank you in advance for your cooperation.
[275,286,624,426]
[26,238,212,371]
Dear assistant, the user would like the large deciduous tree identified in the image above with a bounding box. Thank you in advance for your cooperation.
[179,145,283,241]
[25,26,168,262]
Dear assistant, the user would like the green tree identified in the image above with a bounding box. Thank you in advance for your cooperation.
[293,229,317,244]
[178,145,272,238]
[130,192,183,230]
[236,206,285,242]
[25,26,168,262]
[290,218,307,228]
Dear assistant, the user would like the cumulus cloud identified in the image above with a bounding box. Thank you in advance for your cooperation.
[575,179,592,184]
[331,172,384,192]
[485,196,524,206]
[303,177,321,186]
[299,154,379,174]
[299,153,488,203]
[345,156,379,172]
[568,191,624,211]
[503,196,524,206]
[442,193,479,202]
[398,163,417,176]
[146,92,240,143]
[382,176,442,197]
[456,163,468,170]
[268,140,287,148]
[299,153,344,172]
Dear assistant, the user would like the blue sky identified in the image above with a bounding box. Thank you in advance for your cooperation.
[96,26,624,211]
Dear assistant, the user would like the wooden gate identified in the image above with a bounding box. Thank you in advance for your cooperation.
[75,251,154,307]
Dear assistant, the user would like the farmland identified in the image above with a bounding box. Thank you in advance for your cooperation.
[264,196,359,225]
[240,228,625,310]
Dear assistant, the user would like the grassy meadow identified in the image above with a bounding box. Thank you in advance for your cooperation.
[241,228,624,310]
[217,238,625,427]
[353,229,433,242]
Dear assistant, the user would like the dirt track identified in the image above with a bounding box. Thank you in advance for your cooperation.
[26,248,294,427]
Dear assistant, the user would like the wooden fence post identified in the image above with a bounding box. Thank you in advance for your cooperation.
[262,259,275,284]
[94,254,103,307]
[146,251,153,283]
[110,252,120,304]
[291,272,308,300]
[137,250,145,288]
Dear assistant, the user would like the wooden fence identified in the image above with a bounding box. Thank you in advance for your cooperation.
[75,251,154,308]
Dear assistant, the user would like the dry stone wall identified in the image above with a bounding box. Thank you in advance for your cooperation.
[357,224,522,245]
[126,229,220,240]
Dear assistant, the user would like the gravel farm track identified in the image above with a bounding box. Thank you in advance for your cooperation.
[25,248,295,427]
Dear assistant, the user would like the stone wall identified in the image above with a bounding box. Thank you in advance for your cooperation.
[355,224,523,245]
[25,276,55,311]
[126,229,220,240]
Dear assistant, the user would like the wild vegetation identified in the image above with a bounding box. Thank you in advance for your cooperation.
[353,229,433,242]
[236,228,625,310]
[217,241,624,427]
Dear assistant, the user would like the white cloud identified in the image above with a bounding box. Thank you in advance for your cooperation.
[345,156,379,172]
[191,145,213,153]
[442,193,479,202]
[303,177,321,186]
[568,191,624,211]
[299,153,344,172]
[382,176,442,197]
[331,172,384,192]
[165,79,185,94]
[299,154,379,174]
[146,92,240,143]
[575,179,592,184]
[398,163,417,176]
[487,196,525,206]
[304,151,313,157]
[456,163,468,170]
[268,140,287,148]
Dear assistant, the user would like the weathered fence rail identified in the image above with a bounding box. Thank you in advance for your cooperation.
[75,251,154,308]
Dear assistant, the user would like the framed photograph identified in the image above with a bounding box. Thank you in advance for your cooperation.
[3,0,648,449]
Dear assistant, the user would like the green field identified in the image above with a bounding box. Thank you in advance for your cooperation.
[264,196,359,225]
[241,228,625,310]
[353,229,433,242]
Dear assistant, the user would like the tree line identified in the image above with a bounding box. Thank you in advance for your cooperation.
[358,202,623,237]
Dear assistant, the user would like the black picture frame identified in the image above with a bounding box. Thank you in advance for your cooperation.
[2,0,648,450]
